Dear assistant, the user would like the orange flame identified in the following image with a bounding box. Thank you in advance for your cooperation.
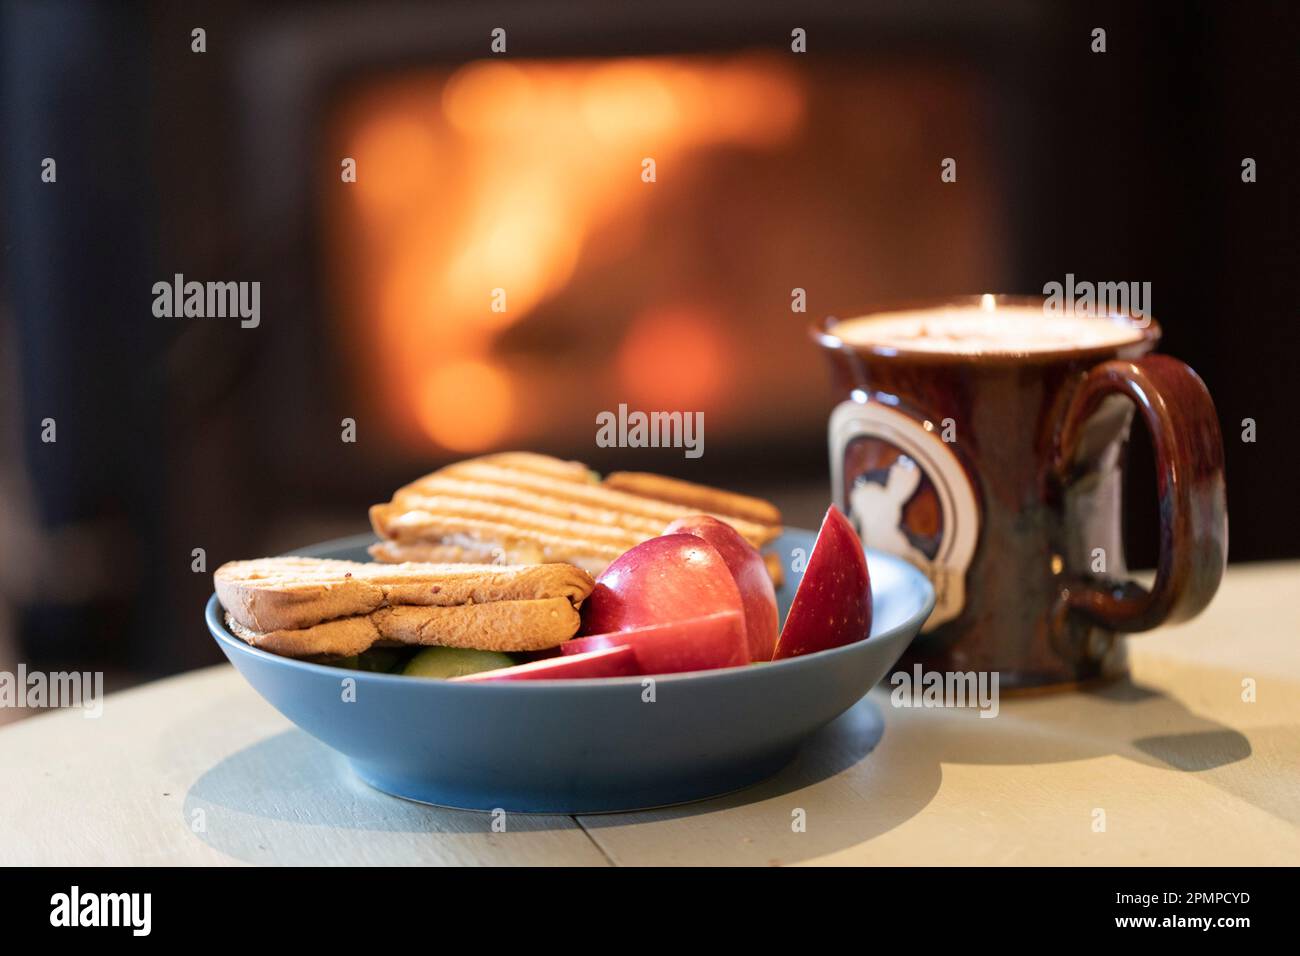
[333,56,803,451]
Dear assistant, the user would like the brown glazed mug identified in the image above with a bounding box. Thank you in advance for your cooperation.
[812,295,1227,691]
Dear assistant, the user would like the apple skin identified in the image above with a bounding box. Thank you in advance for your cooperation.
[561,610,747,674]
[771,505,872,660]
[581,533,745,638]
[451,645,636,682]
[664,515,779,661]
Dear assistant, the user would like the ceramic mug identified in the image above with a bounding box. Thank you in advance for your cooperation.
[812,295,1228,690]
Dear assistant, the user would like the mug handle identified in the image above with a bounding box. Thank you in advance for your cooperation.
[1054,354,1228,632]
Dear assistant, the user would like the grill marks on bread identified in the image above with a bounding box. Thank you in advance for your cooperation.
[369,453,783,575]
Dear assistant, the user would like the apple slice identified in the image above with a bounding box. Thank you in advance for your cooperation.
[562,610,746,675]
[581,533,745,638]
[664,515,778,661]
[451,645,636,682]
[772,505,872,660]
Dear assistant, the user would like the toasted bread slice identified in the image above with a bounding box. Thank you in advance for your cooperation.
[369,454,783,578]
[473,451,596,484]
[382,475,670,537]
[369,509,631,572]
[601,471,782,528]
[227,612,382,658]
[226,596,581,658]
[431,460,777,544]
[372,599,579,650]
[367,537,615,577]
[366,540,504,566]
[215,556,593,633]
[374,496,647,551]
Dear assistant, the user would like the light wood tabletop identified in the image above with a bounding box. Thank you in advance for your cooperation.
[1,561,1296,866]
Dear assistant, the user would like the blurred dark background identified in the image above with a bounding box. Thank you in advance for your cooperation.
[1,0,1295,705]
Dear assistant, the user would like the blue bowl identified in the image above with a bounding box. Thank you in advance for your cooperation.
[207,529,933,813]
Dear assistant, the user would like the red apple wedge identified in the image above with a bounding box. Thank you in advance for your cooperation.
[451,645,636,682]
[581,533,745,638]
[771,505,872,660]
[665,514,779,661]
[562,610,747,674]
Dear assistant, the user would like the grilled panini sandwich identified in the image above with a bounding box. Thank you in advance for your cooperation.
[368,452,783,576]
[215,556,594,659]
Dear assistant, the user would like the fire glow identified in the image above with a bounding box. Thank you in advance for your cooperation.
[329,56,803,452]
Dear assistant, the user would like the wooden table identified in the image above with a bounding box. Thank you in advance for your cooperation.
[2,562,1296,866]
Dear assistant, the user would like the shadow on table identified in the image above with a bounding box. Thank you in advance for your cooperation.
[574,693,944,864]
[184,729,602,864]
[181,695,923,864]
[931,677,1260,771]
[184,670,1286,865]
[854,671,1296,831]
[899,675,1255,773]
[576,672,1286,864]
